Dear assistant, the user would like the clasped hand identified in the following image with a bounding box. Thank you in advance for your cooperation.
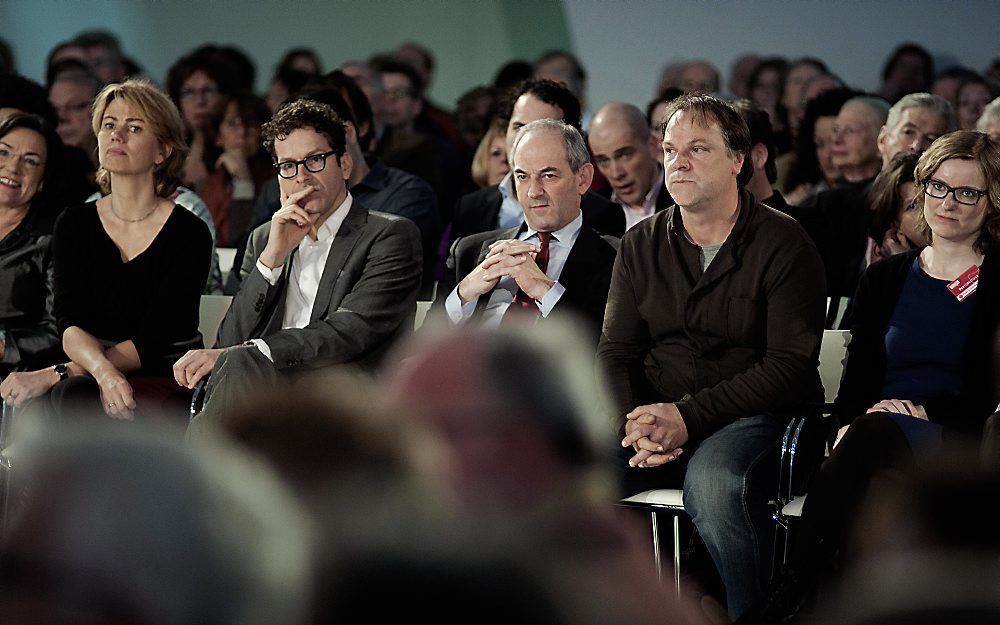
[456,239,554,303]
[621,402,689,468]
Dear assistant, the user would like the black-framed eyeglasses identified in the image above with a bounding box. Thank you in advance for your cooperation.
[923,178,988,206]
[274,150,340,179]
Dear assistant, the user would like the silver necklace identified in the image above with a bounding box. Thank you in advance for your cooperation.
[110,202,158,223]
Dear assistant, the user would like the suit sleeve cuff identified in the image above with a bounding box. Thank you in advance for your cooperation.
[246,339,274,362]
[537,281,565,317]
[445,286,477,325]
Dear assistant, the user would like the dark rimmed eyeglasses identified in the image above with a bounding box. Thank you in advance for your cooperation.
[274,150,340,179]
[923,178,988,206]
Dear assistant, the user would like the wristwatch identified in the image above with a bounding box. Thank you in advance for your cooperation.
[53,363,70,381]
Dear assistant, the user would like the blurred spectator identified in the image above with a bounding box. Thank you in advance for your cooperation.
[747,57,789,151]
[879,43,934,103]
[782,57,828,142]
[831,95,889,184]
[867,151,924,261]
[47,60,101,162]
[727,53,762,100]
[534,49,588,116]
[394,41,463,148]
[954,74,998,130]
[455,84,497,152]
[44,40,88,84]
[215,45,257,92]
[265,66,312,115]
[977,96,1000,143]
[166,50,237,187]
[0,74,57,125]
[655,59,687,95]
[986,58,1000,84]
[386,324,702,625]
[931,66,978,103]
[493,59,533,91]
[200,92,273,247]
[646,87,684,148]
[0,422,315,625]
[470,124,508,188]
[73,29,128,85]
[278,47,322,76]
[678,60,720,94]
[782,87,855,203]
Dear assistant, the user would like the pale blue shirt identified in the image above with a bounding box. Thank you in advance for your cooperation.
[445,211,583,328]
[496,172,524,230]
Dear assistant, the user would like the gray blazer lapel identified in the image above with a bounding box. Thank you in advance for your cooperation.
[309,202,367,322]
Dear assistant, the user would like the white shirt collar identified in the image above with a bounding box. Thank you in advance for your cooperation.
[611,167,665,212]
[302,193,352,248]
[520,210,584,247]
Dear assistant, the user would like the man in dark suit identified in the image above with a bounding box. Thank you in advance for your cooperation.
[588,101,672,230]
[450,79,623,244]
[175,99,421,425]
[441,119,618,346]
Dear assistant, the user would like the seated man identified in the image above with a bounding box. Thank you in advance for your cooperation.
[176,99,421,426]
[441,119,618,346]
[451,79,622,244]
[588,101,673,230]
[597,95,825,620]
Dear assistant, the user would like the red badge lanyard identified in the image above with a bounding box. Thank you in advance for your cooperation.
[947,265,980,302]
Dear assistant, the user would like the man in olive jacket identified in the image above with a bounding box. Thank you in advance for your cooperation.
[597,95,825,620]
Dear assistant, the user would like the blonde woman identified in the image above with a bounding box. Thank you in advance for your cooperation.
[4,80,212,419]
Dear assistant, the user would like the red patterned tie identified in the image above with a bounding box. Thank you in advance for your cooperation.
[503,232,552,322]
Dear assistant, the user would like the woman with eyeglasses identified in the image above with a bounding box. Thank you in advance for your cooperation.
[739,130,1000,625]
[0,114,65,394]
[199,92,272,247]
[166,51,234,188]
[867,151,926,262]
[2,80,212,419]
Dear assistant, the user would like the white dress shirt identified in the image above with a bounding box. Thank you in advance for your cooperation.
[445,211,583,328]
[252,193,353,360]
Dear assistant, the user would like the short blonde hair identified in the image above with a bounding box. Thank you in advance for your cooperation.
[91,79,189,197]
[913,130,1000,253]
[470,124,506,188]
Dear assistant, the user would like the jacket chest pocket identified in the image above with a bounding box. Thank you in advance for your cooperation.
[727,296,765,345]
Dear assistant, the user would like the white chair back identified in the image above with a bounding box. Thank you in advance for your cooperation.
[198,295,233,348]
[819,329,851,404]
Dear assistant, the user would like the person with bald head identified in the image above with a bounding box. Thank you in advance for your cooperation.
[442,119,618,346]
[588,102,673,230]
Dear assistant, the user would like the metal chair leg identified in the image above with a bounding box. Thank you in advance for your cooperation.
[650,511,662,580]
[673,514,681,596]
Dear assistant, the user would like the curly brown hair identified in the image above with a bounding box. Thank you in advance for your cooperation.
[912,131,1000,254]
[261,99,346,163]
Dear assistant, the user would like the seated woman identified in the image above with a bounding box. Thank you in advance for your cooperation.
[867,151,926,262]
[739,129,1000,624]
[469,124,508,189]
[3,80,212,419]
[0,114,65,388]
[199,92,272,247]
[166,51,234,189]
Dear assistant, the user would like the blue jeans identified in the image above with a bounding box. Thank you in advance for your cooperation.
[620,414,784,619]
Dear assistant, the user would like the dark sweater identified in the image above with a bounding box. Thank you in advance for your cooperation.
[835,249,1000,438]
[52,202,213,374]
[597,189,826,441]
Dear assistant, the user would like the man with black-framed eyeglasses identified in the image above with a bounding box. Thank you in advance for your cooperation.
[176,99,422,429]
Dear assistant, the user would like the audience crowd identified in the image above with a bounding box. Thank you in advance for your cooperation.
[2,30,1000,625]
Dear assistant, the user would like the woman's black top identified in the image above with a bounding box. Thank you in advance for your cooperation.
[52,202,213,375]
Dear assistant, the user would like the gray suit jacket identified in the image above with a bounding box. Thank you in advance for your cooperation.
[217,199,422,370]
